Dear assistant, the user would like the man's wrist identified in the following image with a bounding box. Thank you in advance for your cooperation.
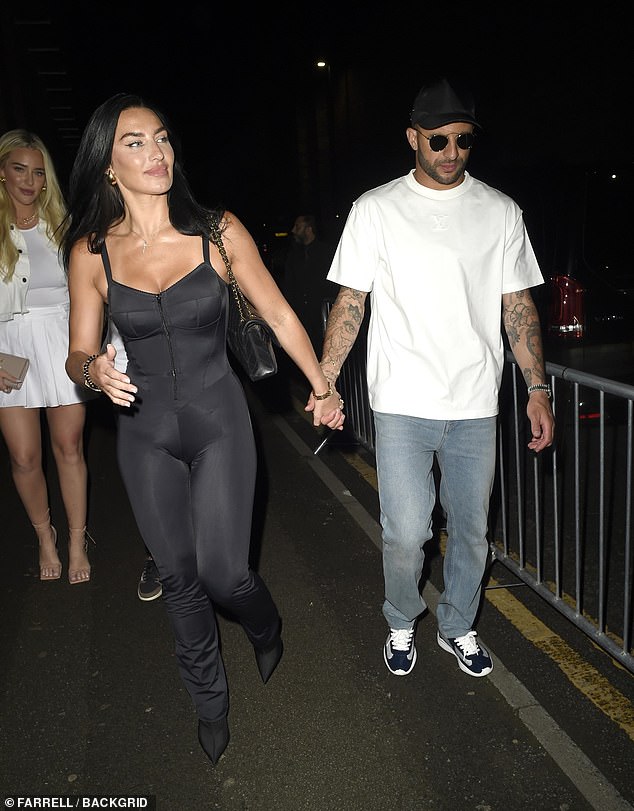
[320,359,339,382]
[528,383,552,399]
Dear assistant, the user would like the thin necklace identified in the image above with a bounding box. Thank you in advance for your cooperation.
[129,217,170,254]
[20,212,38,226]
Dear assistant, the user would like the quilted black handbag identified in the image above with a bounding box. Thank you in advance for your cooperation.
[210,217,278,382]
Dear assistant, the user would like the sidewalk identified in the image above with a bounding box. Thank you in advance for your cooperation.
[0,388,631,811]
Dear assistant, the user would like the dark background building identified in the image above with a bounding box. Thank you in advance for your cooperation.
[1,1,631,248]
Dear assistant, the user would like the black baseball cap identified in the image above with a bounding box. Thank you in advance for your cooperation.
[410,77,480,130]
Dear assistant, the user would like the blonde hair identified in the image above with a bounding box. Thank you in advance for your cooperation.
[0,129,67,282]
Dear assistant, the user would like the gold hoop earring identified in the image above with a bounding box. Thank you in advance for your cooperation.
[0,177,6,183]
[105,168,117,186]
[41,185,47,192]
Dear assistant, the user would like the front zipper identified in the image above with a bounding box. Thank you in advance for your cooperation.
[156,293,178,399]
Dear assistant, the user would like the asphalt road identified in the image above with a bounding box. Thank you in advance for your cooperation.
[1,375,633,811]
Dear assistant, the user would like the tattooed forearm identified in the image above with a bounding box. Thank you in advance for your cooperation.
[502,289,547,386]
[320,287,368,381]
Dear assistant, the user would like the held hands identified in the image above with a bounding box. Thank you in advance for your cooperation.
[305,385,346,431]
[90,344,138,407]
[526,391,555,453]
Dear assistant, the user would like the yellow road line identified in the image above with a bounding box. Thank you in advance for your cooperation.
[339,450,378,489]
[485,577,634,740]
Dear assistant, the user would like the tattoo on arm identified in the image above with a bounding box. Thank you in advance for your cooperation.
[503,289,547,386]
[320,287,367,380]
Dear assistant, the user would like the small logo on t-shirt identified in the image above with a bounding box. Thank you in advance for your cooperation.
[431,214,449,231]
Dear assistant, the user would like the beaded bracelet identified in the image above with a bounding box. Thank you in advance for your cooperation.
[82,354,101,392]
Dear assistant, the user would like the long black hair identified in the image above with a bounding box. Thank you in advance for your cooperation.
[61,92,222,270]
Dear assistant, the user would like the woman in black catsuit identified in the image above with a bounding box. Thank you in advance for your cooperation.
[61,94,345,765]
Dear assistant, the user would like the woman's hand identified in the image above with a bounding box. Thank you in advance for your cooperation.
[90,344,138,407]
[305,386,346,431]
[0,370,18,394]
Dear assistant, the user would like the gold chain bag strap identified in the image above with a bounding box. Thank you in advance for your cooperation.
[209,216,278,382]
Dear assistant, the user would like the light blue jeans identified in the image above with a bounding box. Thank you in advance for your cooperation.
[374,412,497,639]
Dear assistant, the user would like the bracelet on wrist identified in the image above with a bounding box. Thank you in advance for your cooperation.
[312,381,334,400]
[527,383,551,399]
[82,354,102,392]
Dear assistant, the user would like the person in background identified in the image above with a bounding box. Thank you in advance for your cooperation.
[315,76,554,679]
[106,316,162,602]
[283,214,337,354]
[137,550,161,600]
[61,93,344,764]
[0,129,92,584]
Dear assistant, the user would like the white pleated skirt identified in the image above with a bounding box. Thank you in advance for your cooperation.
[0,303,95,409]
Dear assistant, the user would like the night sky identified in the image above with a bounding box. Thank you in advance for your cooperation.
[2,2,631,238]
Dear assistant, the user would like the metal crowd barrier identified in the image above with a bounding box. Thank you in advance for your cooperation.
[322,300,634,673]
[495,353,633,674]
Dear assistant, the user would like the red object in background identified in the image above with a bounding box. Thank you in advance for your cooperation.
[548,274,585,338]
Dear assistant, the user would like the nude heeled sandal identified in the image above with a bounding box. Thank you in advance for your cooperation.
[33,510,61,581]
[68,527,93,584]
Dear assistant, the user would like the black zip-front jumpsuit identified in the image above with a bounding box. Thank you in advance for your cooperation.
[101,237,280,722]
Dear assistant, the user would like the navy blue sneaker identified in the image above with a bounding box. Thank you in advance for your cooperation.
[137,557,162,602]
[437,630,493,677]
[383,628,417,676]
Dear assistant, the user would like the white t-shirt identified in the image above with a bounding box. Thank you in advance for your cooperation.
[327,170,544,420]
[21,225,69,308]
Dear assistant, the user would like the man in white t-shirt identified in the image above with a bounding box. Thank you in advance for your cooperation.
[314,76,555,678]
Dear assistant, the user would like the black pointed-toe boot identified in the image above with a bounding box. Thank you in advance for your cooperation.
[254,634,283,684]
[198,717,230,765]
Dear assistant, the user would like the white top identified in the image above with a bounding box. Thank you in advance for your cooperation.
[327,170,544,420]
[21,225,69,308]
[105,318,128,372]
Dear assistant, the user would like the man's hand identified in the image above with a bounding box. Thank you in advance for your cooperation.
[526,391,555,452]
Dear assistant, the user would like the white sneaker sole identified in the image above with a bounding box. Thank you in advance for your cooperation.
[138,587,163,602]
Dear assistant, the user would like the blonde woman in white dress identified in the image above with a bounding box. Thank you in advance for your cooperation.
[0,130,92,583]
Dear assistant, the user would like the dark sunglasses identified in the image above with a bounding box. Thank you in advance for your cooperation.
[418,131,475,152]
